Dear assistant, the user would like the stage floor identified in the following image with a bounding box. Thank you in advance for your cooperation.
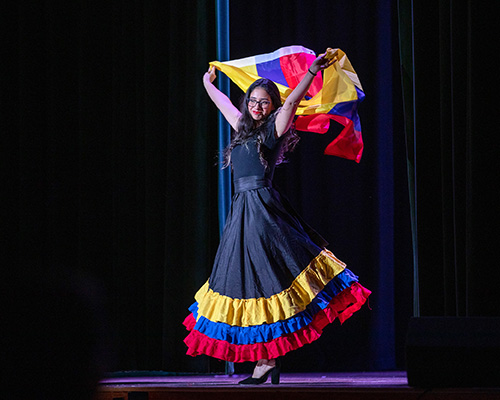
[97,371,500,400]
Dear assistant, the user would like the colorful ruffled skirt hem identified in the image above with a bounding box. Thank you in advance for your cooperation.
[183,280,370,363]
[183,177,371,363]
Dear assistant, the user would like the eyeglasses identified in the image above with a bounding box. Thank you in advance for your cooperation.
[247,98,271,108]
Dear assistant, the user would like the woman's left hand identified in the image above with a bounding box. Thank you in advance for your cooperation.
[309,51,337,75]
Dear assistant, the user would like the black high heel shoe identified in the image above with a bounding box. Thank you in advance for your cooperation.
[238,359,281,385]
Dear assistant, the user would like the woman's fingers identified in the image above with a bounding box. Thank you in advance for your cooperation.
[205,65,217,82]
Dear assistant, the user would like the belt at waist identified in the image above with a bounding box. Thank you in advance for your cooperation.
[234,175,272,193]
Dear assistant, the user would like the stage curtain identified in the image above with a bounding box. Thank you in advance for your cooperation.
[398,1,498,317]
[6,0,413,373]
[6,0,219,372]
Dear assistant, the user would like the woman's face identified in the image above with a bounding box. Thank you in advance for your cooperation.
[247,87,275,122]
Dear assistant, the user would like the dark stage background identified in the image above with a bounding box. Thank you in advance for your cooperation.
[5,0,497,375]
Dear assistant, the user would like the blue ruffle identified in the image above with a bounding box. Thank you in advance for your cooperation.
[188,268,359,345]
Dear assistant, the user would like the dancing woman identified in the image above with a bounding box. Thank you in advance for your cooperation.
[183,50,371,384]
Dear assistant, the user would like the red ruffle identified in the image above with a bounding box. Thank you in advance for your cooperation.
[183,283,371,363]
[183,313,196,331]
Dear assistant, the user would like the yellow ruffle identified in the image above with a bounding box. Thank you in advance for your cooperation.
[194,249,346,327]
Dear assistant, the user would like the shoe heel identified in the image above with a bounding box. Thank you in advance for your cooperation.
[271,360,281,384]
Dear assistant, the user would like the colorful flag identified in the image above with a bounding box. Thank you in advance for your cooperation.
[210,45,365,163]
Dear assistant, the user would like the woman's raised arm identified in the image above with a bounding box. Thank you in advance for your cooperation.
[203,66,241,131]
[275,52,336,137]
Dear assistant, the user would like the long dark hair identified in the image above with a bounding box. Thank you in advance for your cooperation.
[222,78,299,169]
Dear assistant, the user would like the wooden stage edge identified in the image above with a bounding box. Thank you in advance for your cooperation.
[97,371,500,400]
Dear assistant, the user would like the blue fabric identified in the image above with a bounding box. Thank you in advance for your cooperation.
[327,87,365,131]
[256,58,288,87]
[190,269,359,345]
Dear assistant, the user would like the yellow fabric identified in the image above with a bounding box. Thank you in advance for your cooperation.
[300,60,358,114]
[194,249,347,327]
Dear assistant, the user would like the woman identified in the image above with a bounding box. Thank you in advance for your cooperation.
[183,51,371,384]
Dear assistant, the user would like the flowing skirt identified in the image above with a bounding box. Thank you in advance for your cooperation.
[183,176,370,362]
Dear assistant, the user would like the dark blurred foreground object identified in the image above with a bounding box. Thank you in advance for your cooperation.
[406,317,500,388]
[2,272,111,400]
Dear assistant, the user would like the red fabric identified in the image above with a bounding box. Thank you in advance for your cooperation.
[279,52,322,97]
[295,114,363,163]
[183,283,371,363]
[295,114,332,134]
[183,313,196,331]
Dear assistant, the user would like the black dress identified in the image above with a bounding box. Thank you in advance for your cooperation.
[184,114,370,363]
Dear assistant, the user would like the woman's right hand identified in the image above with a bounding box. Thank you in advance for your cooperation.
[203,65,217,84]
[309,52,337,76]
